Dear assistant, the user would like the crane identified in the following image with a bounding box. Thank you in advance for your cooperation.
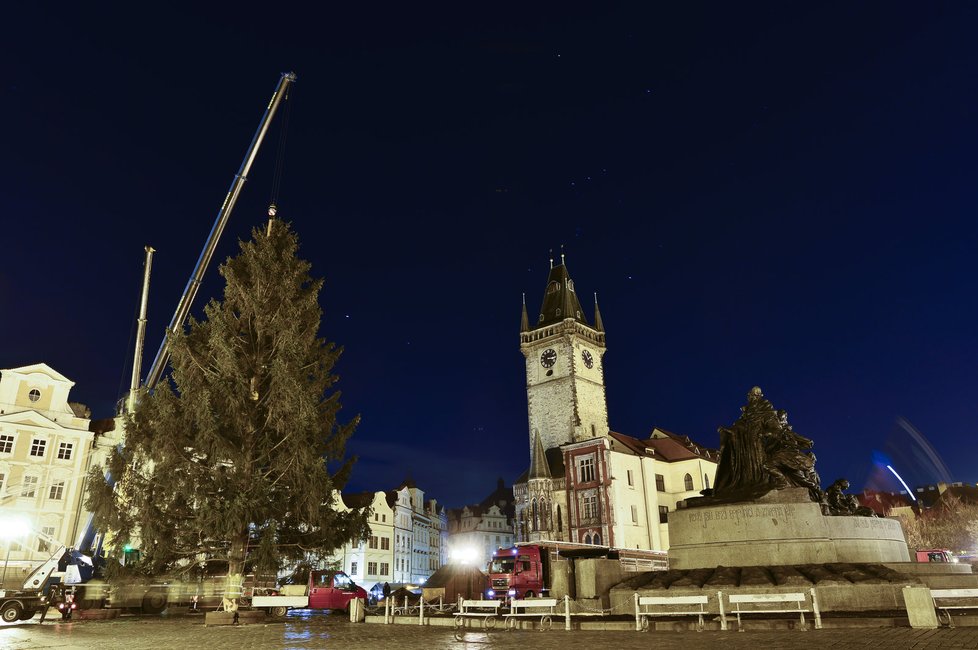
[143,71,297,391]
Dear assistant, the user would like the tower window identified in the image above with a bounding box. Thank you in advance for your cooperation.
[28,389,41,402]
[655,474,665,492]
[582,494,598,519]
[658,506,669,523]
[684,473,694,491]
[555,308,561,316]
[578,456,595,483]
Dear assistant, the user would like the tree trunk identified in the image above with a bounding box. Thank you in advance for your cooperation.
[226,528,250,605]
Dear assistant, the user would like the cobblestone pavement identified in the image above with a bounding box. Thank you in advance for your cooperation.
[4,611,978,650]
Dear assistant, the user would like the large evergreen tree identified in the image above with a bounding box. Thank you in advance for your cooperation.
[87,219,369,598]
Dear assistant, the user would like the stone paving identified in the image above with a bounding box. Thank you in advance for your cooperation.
[4,610,978,649]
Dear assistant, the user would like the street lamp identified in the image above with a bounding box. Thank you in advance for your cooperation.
[0,515,31,588]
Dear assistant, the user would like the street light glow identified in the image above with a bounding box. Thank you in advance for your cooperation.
[0,515,31,539]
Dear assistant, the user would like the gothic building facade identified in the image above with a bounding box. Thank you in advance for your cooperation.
[513,261,718,551]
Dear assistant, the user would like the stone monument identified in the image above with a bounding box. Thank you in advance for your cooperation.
[668,387,910,569]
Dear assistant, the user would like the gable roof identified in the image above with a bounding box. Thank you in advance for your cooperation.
[608,429,717,463]
[1,363,74,384]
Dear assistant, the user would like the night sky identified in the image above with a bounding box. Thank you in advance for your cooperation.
[4,4,977,507]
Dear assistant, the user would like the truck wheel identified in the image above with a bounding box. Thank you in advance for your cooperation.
[0,602,23,623]
[141,590,168,615]
[268,606,288,618]
[524,591,535,599]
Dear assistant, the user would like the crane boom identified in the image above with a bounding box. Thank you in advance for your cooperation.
[144,71,297,390]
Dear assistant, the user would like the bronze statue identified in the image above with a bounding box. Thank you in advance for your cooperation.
[705,387,872,516]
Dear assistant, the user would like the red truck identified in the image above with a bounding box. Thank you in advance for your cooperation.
[486,545,549,600]
[252,569,368,617]
[486,542,668,601]
[916,549,955,563]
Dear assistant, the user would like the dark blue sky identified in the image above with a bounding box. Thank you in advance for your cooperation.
[3,4,977,506]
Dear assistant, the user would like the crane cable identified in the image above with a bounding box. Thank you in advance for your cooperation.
[268,83,294,218]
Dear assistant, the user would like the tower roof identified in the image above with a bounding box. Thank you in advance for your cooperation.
[535,263,588,328]
[528,432,552,480]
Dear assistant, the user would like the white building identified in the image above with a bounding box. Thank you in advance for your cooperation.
[513,262,718,550]
[328,481,448,589]
[447,479,515,568]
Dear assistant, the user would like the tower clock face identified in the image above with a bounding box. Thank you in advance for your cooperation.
[582,349,593,369]
[540,349,557,368]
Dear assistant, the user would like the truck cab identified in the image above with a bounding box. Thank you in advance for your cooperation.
[486,546,546,600]
[308,570,367,611]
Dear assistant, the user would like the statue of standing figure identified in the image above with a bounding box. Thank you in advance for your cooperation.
[706,387,872,516]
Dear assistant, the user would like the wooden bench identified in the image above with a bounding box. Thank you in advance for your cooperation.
[504,598,559,630]
[634,593,718,631]
[727,591,820,631]
[453,599,502,630]
[931,588,978,627]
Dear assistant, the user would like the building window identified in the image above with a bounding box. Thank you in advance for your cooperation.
[351,561,358,575]
[28,389,41,402]
[631,505,638,523]
[49,481,65,500]
[380,562,389,575]
[627,469,634,487]
[704,474,710,489]
[369,535,379,549]
[556,505,562,531]
[578,456,595,483]
[38,526,55,552]
[367,562,377,575]
[593,533,601,545]
[584,533,591,544]
[30,439,47,457]
[21,475,38,498]
[0,435,13,454]
[583,494,598,519]
[658,506,668,523]
[655,474,665,492]
[381,537,390,550]
[684,473,694,491]
[58,442,73,460]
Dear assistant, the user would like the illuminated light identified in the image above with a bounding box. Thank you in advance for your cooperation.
[507,589,516,596]
[449,546,479,564]
[487,589,495,598]
[0,515,31,539]
[886,465,917,502]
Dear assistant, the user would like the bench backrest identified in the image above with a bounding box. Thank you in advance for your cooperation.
[640,595,709,606]
[729,593,806,604]
[512,598,558,609]
[461,599,502,610]
[931,589,978,599]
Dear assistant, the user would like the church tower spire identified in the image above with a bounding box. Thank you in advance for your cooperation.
[520,253,609,451]
[520,293,529,332]
[594,292,604,332]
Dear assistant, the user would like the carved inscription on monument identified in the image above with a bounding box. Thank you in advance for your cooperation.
[684,504,794,527]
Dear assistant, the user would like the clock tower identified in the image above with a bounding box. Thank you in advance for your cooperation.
[520,259,609,454]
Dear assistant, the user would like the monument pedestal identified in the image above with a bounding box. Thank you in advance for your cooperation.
[668,488,911,570]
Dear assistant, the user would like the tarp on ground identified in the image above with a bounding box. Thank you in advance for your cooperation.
[421,563,486,602]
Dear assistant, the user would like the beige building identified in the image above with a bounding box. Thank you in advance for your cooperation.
[0,363,119,576]
[446,479,515,569]
[514,263,717,551]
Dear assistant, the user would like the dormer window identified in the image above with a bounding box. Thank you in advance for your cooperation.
[28,389,41,402]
